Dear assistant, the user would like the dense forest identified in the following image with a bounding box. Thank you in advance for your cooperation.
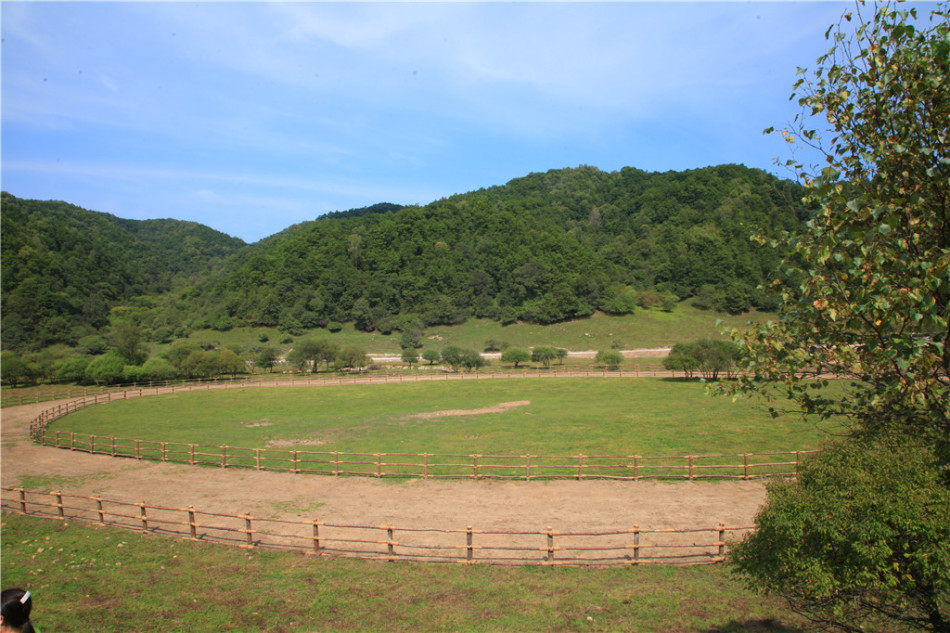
[1,164,809,354]
[0,193,245,350]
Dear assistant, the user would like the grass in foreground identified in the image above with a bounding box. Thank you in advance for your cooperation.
[1,513,806,632]
[48,379,841,457]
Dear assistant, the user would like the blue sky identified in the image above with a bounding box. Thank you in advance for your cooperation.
[3,1,868,242]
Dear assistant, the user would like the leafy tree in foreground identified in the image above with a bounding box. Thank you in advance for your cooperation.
[401,347,419,369]
[731,436,950,632]
[727,4,950,631]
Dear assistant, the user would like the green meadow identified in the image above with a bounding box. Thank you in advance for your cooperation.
[1,514,807,632]
[47,379,840,457]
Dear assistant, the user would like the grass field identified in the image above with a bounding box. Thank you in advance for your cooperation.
[171,304,766,357]
[47,379,840,458]
[0,513,807,632]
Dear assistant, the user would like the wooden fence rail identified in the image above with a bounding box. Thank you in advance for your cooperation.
[1,487,751,566]
[24,378,815,481]
[10,368,676,409]
[33,427,814,480]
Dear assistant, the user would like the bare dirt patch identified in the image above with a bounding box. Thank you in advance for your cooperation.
[405,400,531,420]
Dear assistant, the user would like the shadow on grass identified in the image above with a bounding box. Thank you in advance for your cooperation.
[703,619,807,633]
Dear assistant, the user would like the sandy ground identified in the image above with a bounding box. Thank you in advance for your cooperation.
[1,399,767,535]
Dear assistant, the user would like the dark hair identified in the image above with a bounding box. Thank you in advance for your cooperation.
[1,588,35,633]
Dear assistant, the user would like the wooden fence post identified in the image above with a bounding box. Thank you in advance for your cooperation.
[633,524,640,563]
[292,450,299,473]
[546,527,555,562]
[466,526,474,562]
[139,501,148,532]
[90,435,95,454]
[188,506,197,540]
[525,455,531,481]
[161,442,168,462]
[96,495,105,524]
[312,520,321,554]
[577,454,584,479]
[375,453,382,478]
[18,488,27,514]
[387,525,395,558]
[54,491,64,520]
[743,453,750,480]
[718,522,726,558]
[423,453,429,479]
[255,449,261,471]
[221,446,228,468]
[111,436,116,457]
[473,455,479,480]
[688,455,694,481]
[333,452,340,476]
[135,440,142,460]
[243,513,253,548]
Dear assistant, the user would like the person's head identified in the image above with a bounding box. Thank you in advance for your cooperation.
[0,589,34,633]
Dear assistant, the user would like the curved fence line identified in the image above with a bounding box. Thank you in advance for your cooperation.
[1,487,751,566]
[25,375,815,481]
[4,366,678,408]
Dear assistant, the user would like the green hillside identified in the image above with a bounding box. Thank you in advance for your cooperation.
[197,164,806,335]
[1,164,807,359]
[0,193,245,351]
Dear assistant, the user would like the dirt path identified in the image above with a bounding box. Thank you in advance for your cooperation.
[1,400,767,536]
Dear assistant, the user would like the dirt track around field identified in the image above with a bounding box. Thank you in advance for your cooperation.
[1,398,768,540]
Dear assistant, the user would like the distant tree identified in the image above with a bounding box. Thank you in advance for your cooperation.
[440,346,466,372]
[664,339,737,379]
[85,351,126,385]
[401,347,419,369]
[595,349,624,370]
[218,349,246,376]
[1,353,32,387]
[501,347,531,368]
[555,348,568,365]
[663,345,701,378]
[400,329,423,350]
[459,349,487,372]
[422,349,441,365]
[76,335,108,355]
[139,357,179,382]
[336,345,368,371]
[531,346,558,369]
[483,339,507,352]
[108,322,148,365]
[55,356,91,383]
[256,346,278,373]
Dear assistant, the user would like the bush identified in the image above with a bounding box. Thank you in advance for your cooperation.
[595,349,623,370]
[84,351,126,385]
[731,436,950,632]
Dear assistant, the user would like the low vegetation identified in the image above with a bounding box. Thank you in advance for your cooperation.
[46,379,842,457]
[1,513,809,632]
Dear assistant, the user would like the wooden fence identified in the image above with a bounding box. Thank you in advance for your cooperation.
[5,367,677,408]
[32,427,813,480]
[1,487,750,566]
[24,377,816,481]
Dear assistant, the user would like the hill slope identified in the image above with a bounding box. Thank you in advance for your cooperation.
[198,164,806,333]
[1,164,808,351]
[0,193,245,350]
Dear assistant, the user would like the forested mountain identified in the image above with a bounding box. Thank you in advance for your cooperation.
[1,164,809,352]
[0,193,245,350]
[195,164,807,335]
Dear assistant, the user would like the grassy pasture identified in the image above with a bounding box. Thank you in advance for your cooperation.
[171,304,767,356]
[1,513,807,632]
[48,379,840,460]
